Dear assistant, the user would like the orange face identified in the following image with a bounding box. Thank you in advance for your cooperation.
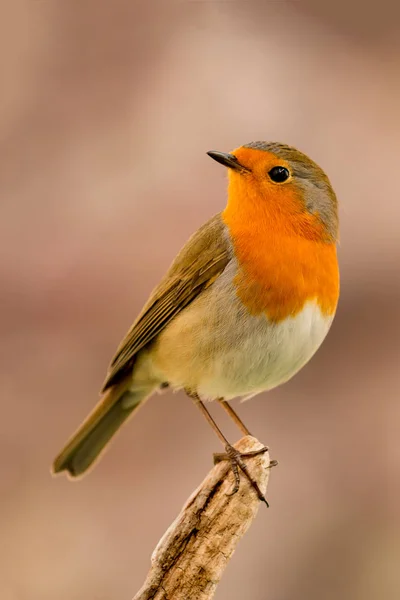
[218,143,340,322]
[225,146,334,242]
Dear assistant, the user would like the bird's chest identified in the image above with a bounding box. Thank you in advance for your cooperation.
[195,227,339,398]
[231,233,339,323]
[153,253,338,400]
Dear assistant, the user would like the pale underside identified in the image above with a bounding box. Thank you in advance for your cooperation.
[125,260,335,403]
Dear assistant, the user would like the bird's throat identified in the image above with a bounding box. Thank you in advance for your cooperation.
[222,185,339,322]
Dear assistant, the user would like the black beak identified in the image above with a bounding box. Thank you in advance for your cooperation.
[207,151,249,172]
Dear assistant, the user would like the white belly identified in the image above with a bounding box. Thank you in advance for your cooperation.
[143,263,335,401]
[196,300,333,400]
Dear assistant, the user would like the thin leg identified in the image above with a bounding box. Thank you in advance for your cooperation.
[217,398,252,436]
[188,392,269,505]
[195,398,232,447]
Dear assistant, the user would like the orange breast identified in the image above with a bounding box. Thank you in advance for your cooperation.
[222,182,339,322]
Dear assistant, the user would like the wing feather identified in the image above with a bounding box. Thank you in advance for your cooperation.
[102,214,231,391]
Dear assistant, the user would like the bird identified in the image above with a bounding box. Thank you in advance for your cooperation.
[52,141,339,504]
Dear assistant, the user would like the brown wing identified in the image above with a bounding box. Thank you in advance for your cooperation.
[101,213,232,391]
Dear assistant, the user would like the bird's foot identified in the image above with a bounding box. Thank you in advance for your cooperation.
[213,443,269,506]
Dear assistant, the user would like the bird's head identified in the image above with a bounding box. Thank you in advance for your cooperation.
[208,142,338,243]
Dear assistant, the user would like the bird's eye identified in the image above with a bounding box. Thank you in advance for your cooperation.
[268,166,290,183]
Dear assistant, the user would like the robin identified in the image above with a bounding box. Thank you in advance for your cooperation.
[53,141,339,504]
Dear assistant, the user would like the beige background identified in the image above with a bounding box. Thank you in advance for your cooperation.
[0,1,399,599]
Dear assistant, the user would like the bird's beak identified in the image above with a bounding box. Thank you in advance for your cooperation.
[207,151,250,172]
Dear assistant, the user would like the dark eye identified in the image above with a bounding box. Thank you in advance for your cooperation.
[268,166,290,183]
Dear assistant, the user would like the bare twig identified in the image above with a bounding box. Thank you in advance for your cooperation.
[134,436,274,600]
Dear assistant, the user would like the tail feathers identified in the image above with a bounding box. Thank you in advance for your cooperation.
[52,387,151,478]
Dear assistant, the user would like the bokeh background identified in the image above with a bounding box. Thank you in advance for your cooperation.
[1,1,399,599]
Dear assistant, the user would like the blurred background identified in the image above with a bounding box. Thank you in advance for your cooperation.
[0,1,399,599]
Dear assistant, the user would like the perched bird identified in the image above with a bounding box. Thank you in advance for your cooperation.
[53,141,339,503]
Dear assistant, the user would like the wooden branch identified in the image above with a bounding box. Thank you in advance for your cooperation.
[133,436,274,600]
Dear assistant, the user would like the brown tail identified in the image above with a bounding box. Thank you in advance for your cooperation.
[52,385,152,478]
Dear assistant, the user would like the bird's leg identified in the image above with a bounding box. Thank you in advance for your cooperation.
[217,397,252,435]
[188,392,268,505]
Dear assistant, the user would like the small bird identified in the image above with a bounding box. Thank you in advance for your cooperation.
[53,142,339,503]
